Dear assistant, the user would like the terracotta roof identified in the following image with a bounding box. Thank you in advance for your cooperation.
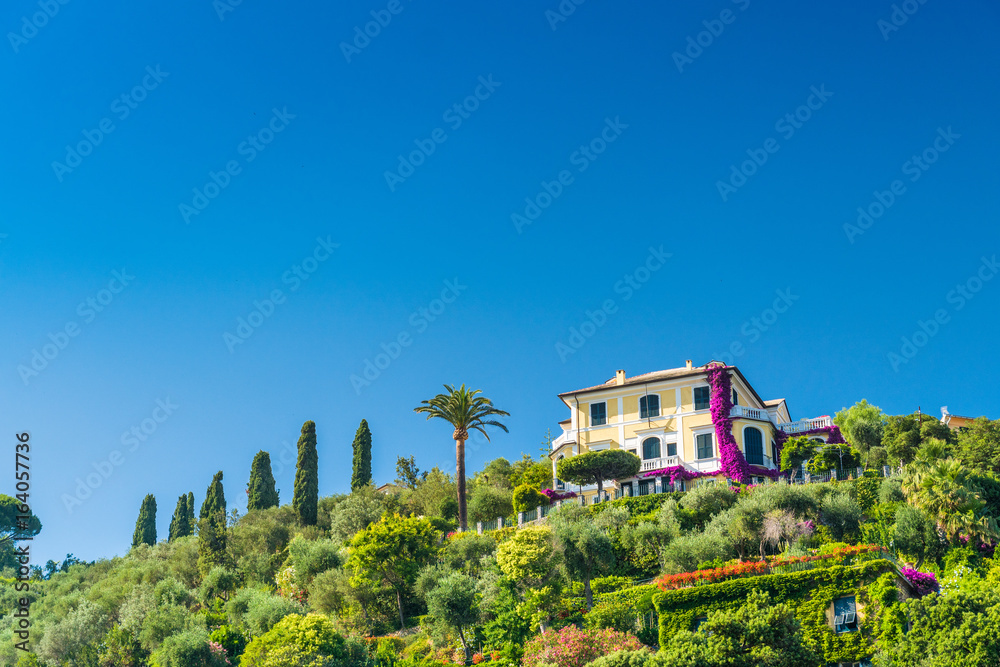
[558,365,710,397]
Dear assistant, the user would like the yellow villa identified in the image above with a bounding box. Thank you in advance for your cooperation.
[548,361,839,503]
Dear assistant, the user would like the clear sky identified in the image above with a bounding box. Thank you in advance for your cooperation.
[1,0,998,564]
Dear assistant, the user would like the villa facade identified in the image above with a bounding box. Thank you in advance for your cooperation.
[549,361,838,503]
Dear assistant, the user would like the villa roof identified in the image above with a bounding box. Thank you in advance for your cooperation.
[558,363,770,411]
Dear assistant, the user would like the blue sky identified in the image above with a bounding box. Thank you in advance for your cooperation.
[1,0,998,564]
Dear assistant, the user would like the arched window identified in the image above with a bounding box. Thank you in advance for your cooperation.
[744,427,764,466]
[642,437,661,460]
[640,394,660,419]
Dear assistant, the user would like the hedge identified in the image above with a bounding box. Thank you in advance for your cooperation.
[653,559,902,663]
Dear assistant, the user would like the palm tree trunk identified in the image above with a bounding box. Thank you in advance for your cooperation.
[456,438,467,531]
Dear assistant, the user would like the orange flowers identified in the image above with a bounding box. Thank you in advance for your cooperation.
[655,545,888,590]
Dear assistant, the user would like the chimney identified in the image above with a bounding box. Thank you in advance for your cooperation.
[615,369,626,386]
[685,359,693,369]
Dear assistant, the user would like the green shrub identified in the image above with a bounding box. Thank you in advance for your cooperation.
[150,627,228,667]
[239,613,348,667]
[591,575,634,595]
[584,649,652,667]
[226,588,301,637]
[207,625,247,661]
[513,484,548,512]
[287,535,341,588]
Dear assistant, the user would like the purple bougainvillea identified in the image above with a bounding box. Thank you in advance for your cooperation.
[706,363,754,484]
[900,567,939,597]
[641,363,783,484]
[541,488,578,502]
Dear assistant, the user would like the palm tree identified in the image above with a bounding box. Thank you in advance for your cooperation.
[415,384,509,531]
[902,458,996,543]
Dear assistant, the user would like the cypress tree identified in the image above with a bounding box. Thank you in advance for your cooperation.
[198,472,228,573]
[131,494,157,548]
[293,420,319,526]
[187,492,196,529]
[168,494,191,541]
[247,450,279,511]
[200,471,227,519]
[351,419,373,492]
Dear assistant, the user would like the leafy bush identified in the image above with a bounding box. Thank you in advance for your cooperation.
[36,600,109,666]
[226,587,301,636]
[513,484,548,512]
[328,486,389,543]
[199,566,239,605]
[521,625,644,667]
[287,535,342,588]
[469,485,514,523]
[584,649,652,667]
[208,625,247,661]
[239,613,348,667]
[150,627,228,667]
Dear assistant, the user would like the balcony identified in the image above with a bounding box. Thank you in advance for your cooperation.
[641,455,680,472]
[777,416,833,434]
[730,405,772,422]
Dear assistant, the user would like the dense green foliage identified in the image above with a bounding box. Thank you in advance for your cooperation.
[247,450,280,511]
[131,494,157,549]
[167,494,192,541]
[293,421,319,526]
[557,450,641,499]
[351,419,374,492]
[9,409,1000,667]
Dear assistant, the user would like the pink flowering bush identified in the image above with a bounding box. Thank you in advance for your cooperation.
[900,566,939,597]
[521,625,644,667]
[542,488,578,501]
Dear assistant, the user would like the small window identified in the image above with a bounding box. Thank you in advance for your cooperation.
[697,433,714,459]
[638,480,650,496]
[642,437,661,460]
[732,389,739,405]
[833,596,858,633]
[640,395,660,419]
[667,441,677,457]
[694,386,710,410]
[590,402,607,426]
